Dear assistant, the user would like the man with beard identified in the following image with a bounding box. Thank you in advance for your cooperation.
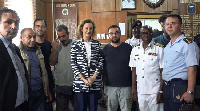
[125,20,142,47]
[18,28,52,111]
[153,15,170,48]
[129,25,164,111]
[0,7,29,111]
[153,15,166,38]
[33,18,55,111]
[50,25,77,111]
[103,25,132,111]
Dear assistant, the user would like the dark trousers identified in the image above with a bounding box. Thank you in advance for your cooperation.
[163,79,187,111]
[29,88,45,111]
[75,91,100,111]
[131,100,139,111]
[44,77,55,111]
[44,89,54,111]
[14,101,29,111]
[56,91,78,111]
[44,100,53,111]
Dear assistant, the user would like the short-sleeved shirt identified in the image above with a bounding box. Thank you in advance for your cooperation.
[125,36,142,47]
[103,42,132,87]
[54,42,74,86]
[129,41,164,94]
[36,39,55,91]
[162,34,199,81]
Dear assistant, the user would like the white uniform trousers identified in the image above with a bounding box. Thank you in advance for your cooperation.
[138,93,163,111]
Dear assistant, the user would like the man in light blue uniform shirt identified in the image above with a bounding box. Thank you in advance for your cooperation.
[162,14,199,111]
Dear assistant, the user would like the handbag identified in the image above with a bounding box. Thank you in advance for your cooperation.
[179,103,200,111]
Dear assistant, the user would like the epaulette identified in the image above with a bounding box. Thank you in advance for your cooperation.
[154,42,164,48]
[183,38,192,44]
[132,44,140,48]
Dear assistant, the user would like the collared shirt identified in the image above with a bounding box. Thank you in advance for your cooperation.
[125,35,142,47]
[162,34,199,81]
[0,35,25,107]
[26,49,42,91]
[129,41,164,94]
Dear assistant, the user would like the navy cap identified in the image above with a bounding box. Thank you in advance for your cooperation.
[132,20,142,29]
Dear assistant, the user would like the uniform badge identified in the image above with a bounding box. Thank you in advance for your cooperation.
[148,52,158,56]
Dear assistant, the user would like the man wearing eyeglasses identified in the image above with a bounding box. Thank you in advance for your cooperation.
[129,25,164,111]
[103,25,132,111]
[162,14,199,111]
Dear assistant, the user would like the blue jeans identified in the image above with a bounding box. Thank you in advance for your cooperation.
[29,88,45,111]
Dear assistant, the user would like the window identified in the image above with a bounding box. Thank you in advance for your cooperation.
[4,0,36,45]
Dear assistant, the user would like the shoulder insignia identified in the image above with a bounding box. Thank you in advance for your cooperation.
[132,44,140,48]
[133,44,140,47]
[154,42,164,48]
[183,38,192,44]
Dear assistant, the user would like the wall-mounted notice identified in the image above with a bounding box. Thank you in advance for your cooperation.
[119,23,125,35]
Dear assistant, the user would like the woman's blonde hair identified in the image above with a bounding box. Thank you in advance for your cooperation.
[77,19,96,39]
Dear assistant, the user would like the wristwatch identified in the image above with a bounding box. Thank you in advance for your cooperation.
[187,90,195,95]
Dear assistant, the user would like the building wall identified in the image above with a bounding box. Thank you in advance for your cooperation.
[40,0,179,42]
[0,0,179,42]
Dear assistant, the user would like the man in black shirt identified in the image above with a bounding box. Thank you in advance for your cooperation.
[34,18,55,111]
[103,25,132,111]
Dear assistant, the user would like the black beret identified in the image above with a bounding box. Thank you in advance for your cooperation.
[132,20,142,29]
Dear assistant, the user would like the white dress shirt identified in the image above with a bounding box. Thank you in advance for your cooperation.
[129,41,164,94]
[125,35,142,47]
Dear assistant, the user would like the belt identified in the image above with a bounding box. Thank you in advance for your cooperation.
[164,78,187,86]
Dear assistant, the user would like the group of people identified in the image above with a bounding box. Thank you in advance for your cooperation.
[126,14,199,111]
[0,7,56,111]
[0,7,200,111]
